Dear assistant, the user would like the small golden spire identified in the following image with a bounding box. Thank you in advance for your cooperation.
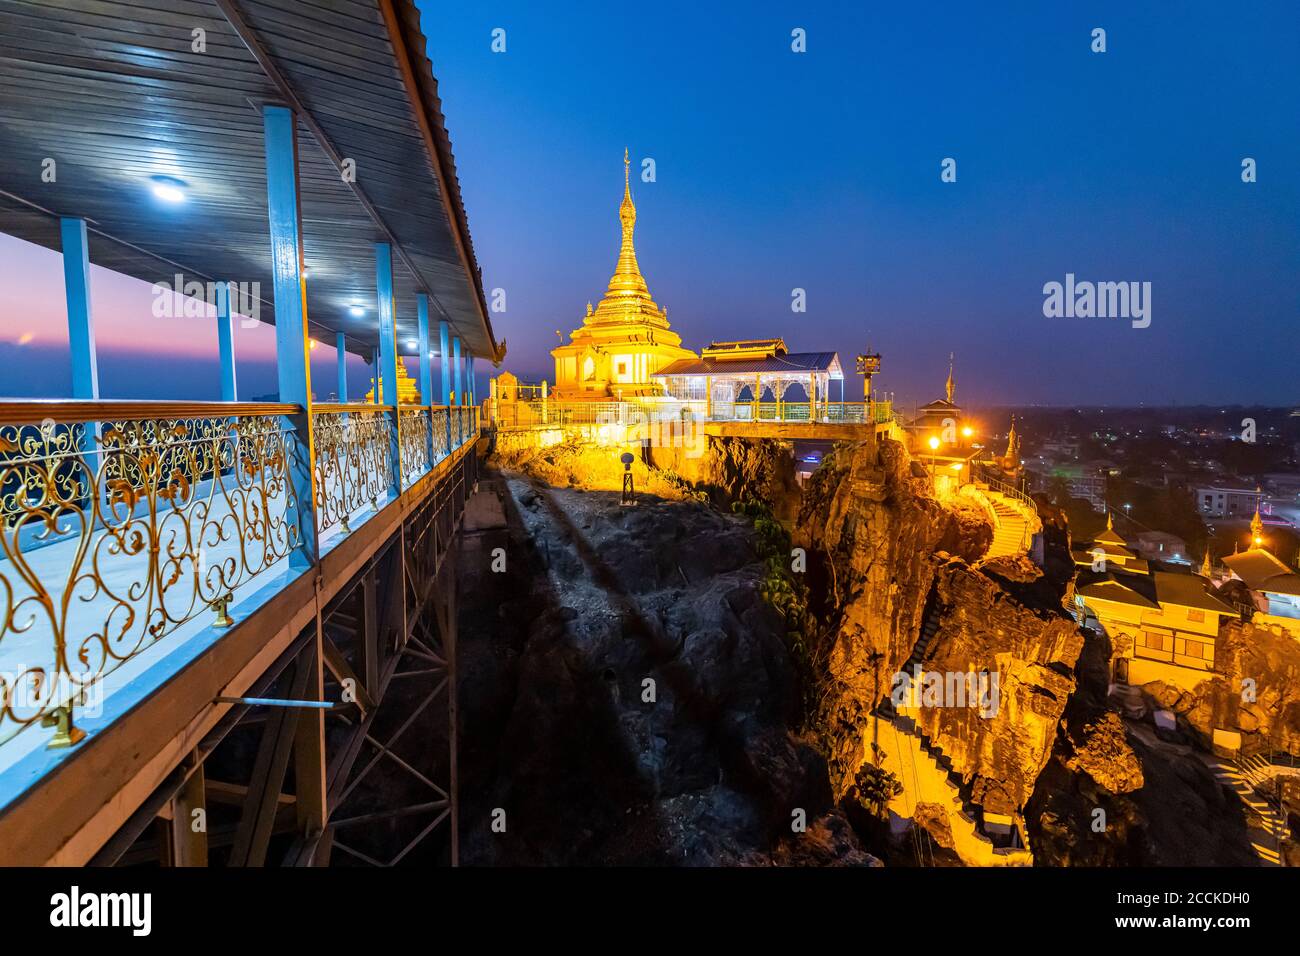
[945,353,955,404]
[1250,498,1264,548]
[1201,547,1213,578]
[1106,511,1114,532]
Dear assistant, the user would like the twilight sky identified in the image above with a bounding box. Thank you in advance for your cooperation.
[1,0,1296,407]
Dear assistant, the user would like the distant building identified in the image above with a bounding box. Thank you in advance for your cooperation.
[1035,462,1107,511]
[1195,484,1262,518]
[1133,530,1190,565]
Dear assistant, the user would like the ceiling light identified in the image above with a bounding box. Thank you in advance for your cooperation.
[349,304,365,318]
[149,175,187,203]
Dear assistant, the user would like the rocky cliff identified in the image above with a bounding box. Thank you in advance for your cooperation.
[1143,618,1300,755]
[795,439,1084,821]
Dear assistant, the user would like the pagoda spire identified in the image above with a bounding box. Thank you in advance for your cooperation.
[609,148,646,296]
[945,353,955,404]
[1106,510,1114,532]
[1200,547,1213,578]
[1250,498,1265,548]
[586,148,669,328]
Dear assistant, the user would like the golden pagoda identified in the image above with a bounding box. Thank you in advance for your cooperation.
[365,360,421,405]
[550,149,696,399]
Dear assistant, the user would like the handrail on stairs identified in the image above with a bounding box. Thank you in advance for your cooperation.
[971,460,1037,513]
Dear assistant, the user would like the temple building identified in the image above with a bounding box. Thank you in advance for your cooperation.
[1221,503,1300,634]
[904,356,968,449]
[550,151,696,399]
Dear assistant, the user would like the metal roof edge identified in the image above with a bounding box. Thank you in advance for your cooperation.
[382,0,504,366]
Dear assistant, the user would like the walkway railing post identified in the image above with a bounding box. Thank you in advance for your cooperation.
[417,294,434,467]
[439,319,452,457]
[216,281,237,402]
[59,216,105,514]
[262,104,319,569]
[335,331,348,403]
[452,335,463,447]
[466,350,475,439]
[374,242,402,498]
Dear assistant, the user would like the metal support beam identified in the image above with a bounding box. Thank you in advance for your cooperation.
[262,104,318,568]
[452,335,462,446]
[293,620,328,855]
[439,320,452,453]
[466,351,475,409]
[335,332,348,403]
[167,758,207,866]
[60,217,99,400]
[417,294,434,462]
[216,281,237,402]
[375,242,402,497]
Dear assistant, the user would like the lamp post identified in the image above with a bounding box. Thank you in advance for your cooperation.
[856,350,881,421]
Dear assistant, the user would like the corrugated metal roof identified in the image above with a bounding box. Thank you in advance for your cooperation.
[1223,549,1300,595]
[0,0,499,362]
[652,351,843,377]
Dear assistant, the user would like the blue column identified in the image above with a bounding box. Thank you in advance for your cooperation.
[467,351,476,436]
[60,218,99,400]
[335,332,347,403]
[374,242,401,496]
[263,104,318,568]
[416,294,434,465]
[452,335,463,446]
[416,295,433,406]
[216,281,237,402]
[60,217,102,515]
[439,319,451,454]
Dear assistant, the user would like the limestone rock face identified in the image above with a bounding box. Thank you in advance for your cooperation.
[648,436,800,516]
[797,439,1083,822]
[913,561,1084,816]
[1143,619,1300,756]
[796,440,965,791]
[1064,711,1145,794]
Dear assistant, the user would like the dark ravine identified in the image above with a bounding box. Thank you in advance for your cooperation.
[455,466,877,865]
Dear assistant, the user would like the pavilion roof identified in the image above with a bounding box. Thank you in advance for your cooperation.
[652,351,843,378]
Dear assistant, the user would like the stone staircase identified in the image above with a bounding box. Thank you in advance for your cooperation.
[902,590,944,676]
[985,493,1030,559]
[1201,754,1288,866]
[871,707,1032,866]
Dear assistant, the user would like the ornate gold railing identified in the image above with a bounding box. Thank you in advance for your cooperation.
[312,405,394,534]
[0,399,484,749]
[0,402,303,747]
[398,406,430,487]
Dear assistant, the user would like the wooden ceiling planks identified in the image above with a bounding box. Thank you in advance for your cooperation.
[0,0,499,363]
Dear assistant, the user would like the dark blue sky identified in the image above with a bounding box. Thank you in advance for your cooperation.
[419,0,1300,409]
[1,2,1295,407]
